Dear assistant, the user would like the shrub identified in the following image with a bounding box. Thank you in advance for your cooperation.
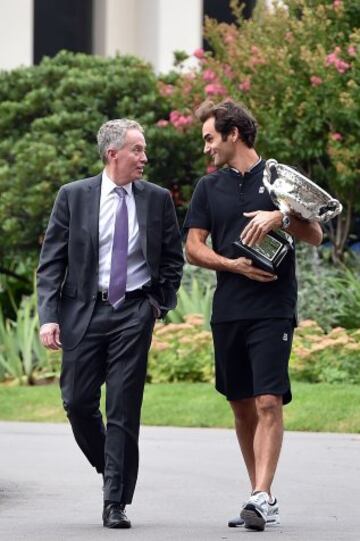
[166,266,215,329]
[296,244,360,330]
[290,319,360,384]
[148,315,360,385]
[326,267,360,329]
[148,315,214,383]
[0,291,60,384]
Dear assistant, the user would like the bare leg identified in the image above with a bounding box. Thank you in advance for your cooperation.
[230,398,258,491]
[253,394,284,494]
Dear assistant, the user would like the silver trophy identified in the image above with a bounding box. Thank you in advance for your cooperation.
[263,159,343,223]
[232,159,343,273]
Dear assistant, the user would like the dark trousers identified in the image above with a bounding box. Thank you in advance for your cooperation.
[60,296,155,504]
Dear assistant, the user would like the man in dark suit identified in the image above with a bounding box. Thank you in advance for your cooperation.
[37,118,184,529]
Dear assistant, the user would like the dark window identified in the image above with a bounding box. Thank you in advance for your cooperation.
[33,0,93,64]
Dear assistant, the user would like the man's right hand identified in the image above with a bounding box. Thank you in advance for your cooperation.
[185,228,278,282]
[39,323,62,350]
[229,257,278,282]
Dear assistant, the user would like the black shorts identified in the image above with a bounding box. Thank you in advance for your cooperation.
[211,318,293,405]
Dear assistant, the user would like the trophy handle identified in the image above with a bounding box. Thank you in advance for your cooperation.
[263,159,279,192]
[318,199,343,222]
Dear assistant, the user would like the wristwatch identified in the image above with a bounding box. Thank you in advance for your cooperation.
[280,211,291,230]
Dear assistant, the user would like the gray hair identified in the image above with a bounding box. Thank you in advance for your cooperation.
[97,118,144,163]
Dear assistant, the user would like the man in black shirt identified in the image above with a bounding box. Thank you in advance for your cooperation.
[184,100,322,531]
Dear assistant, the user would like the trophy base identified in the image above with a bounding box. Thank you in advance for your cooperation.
[232,231,292,273]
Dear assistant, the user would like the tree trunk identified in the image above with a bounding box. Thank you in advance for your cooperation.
[325,198,352,264]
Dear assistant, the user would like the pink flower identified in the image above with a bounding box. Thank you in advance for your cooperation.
[330,132,342,141]
[159,83,174,97]
[333,0,342,9]
[203,69,217,82]
[348,45,357,57]
[334,59,350,74]
[193,48,205,60]
[169,110,193,130]
[224,31,236,45]
[238,78,251,92]
[310,75,323,86]
[169,110,180,124]
[206,165,217,174]
[223,64,234,80]
[205,83,227,96]
[248,45,266,68]
[326,49,350,74]
[176,115,193,128]
[326,52,338,65]
[156,119,169,128]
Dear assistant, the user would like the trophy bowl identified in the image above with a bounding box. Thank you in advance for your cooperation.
[263,159,343,223]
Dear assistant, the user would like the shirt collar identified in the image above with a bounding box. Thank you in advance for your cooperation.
[101,169,133,197]
[230,156,262,175]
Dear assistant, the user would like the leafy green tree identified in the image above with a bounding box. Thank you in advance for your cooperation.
[0,51,205,282]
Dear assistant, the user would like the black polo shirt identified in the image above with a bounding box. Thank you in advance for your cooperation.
[183,160,297,323]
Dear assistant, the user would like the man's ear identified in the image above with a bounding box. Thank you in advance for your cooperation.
[231,127,240,143]
[107,148,118,161]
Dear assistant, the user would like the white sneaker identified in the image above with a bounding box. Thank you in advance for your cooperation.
[240,491,269,531]
[228,496,279,527]
[267,497,280,525]
[228,498,280,528]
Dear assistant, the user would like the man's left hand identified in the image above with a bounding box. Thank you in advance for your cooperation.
[241,210,282,247]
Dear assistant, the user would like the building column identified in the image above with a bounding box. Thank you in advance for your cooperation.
[0,0,33,70]
[93,0,202,73]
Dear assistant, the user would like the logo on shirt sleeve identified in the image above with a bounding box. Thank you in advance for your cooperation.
[258,186,265,194]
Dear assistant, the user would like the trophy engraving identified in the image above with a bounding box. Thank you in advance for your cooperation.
[233,230,292,273]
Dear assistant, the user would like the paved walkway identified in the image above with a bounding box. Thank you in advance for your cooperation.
[0,422,359,540]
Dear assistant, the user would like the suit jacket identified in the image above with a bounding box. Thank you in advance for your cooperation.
[37,174,184,350]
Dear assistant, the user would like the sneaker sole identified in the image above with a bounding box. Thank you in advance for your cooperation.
[228,516,279,528]
[267,515,280,525]
[241,506,266,531]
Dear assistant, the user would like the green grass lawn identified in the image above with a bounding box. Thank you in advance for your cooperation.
[0,381,359,432]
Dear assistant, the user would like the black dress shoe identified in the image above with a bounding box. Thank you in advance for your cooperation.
[103,503,131,529]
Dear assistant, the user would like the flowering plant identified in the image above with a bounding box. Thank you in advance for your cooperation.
[164,0,360,261]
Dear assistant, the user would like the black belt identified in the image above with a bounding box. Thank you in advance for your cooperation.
[97,289,146,302]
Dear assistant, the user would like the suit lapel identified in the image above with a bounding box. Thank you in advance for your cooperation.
[87,174,102,256]
[133,180,148,258]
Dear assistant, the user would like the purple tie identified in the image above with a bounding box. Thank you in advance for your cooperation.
[108,187,128,309]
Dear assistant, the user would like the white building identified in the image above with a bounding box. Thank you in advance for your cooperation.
[0,0,201,73]
[0,0,256,74]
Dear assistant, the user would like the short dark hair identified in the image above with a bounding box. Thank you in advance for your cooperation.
[195,99,258,148]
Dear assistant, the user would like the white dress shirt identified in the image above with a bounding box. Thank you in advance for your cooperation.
[98,170,150,292]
